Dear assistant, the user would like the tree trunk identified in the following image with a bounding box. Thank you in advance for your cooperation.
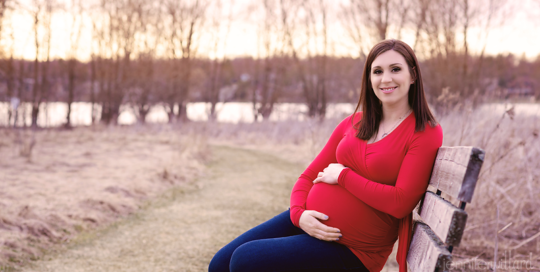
[177,58,191,122]
[90,57,97,124]
[166,99,176,123]
[6,56,14,126]
[31,104,39,128]
[138,105,149,124]
[31,59,40,128]
[65,59,76,128]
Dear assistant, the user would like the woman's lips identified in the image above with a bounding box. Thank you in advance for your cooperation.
[380,86,397,94]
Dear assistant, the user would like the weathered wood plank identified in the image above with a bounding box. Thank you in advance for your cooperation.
[407,222,452,272]
[418,191,468,247]
[459,147,485,202]
[428,146,485,203]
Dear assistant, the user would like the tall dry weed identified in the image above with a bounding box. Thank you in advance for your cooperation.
[177,124,212,164]
[438,102,540,270]
[12,129,37,161]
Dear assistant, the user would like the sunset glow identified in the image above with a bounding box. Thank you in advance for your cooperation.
[4,0,540,61]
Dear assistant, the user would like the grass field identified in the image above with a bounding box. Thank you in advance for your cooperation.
[1,102,539,271]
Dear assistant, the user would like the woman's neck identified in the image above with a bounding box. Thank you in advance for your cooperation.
[381,101,411,122]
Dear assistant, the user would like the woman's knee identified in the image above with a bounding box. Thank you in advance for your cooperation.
[209,246,232,272]
[229,241,261,272]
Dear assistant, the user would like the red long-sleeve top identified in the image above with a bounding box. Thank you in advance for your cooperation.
[290,112,442,272]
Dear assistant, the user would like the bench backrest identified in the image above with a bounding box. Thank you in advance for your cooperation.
[407,146,485,272]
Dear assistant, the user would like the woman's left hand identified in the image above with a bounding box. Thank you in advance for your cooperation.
[313,163,347,185]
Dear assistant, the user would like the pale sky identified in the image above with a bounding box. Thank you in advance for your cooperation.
[4,0,540,61]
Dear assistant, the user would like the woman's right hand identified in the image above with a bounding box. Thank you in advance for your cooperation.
[299,210,342,242]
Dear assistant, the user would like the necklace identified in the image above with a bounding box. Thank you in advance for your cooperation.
[381,109,412,139]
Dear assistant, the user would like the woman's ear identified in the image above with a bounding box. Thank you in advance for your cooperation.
[411,66,417,82]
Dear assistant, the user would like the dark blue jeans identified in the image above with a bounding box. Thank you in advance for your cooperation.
[208,210,368,272]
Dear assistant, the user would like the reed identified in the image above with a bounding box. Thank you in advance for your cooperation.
[438,103,540,270]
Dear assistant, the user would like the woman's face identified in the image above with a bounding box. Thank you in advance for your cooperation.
[370,50,414,108]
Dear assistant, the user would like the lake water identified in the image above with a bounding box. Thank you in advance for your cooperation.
[0,102,358,127]
[0,101,538,127]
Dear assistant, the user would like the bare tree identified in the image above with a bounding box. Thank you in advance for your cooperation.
[0,0,16,126]
[89,53,98,124]
[205,0,234,121]
[63,0,84,128]
[163,0,207,123]
[0,0,8,31]
[89,2,112,124]
[340,0,409,56]
[89,4,109,125]
[280,0,330,120]
[21,0,56,128]
[127,0,163,124]
[415,0,509,107]
[340,1,368,57]
[109,0,136,124]
[411,0,430,51]
[468,0,509,88]
[4,55,16,126]
[90,0,144,125]
[249,0,287,121]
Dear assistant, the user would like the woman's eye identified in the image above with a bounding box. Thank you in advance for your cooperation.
[373,70,382,74]
[392,67,401,72]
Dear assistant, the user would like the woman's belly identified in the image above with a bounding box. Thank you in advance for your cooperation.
[306,183,398,250]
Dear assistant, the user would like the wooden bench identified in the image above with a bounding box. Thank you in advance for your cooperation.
[407,146,486,272]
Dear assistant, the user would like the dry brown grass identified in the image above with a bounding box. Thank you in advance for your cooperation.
[437,103,540,271]
[0,124,209,271]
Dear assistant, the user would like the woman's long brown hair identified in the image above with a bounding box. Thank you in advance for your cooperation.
[352,39,437,140]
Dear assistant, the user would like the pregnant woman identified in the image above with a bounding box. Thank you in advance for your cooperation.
[209,39,443,272]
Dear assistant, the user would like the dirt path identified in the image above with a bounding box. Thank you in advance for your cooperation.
[21,145,303,272]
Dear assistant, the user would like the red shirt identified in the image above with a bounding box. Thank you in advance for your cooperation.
[290,112,443,272]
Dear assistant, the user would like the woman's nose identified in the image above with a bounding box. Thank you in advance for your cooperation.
[381,72,392,83]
